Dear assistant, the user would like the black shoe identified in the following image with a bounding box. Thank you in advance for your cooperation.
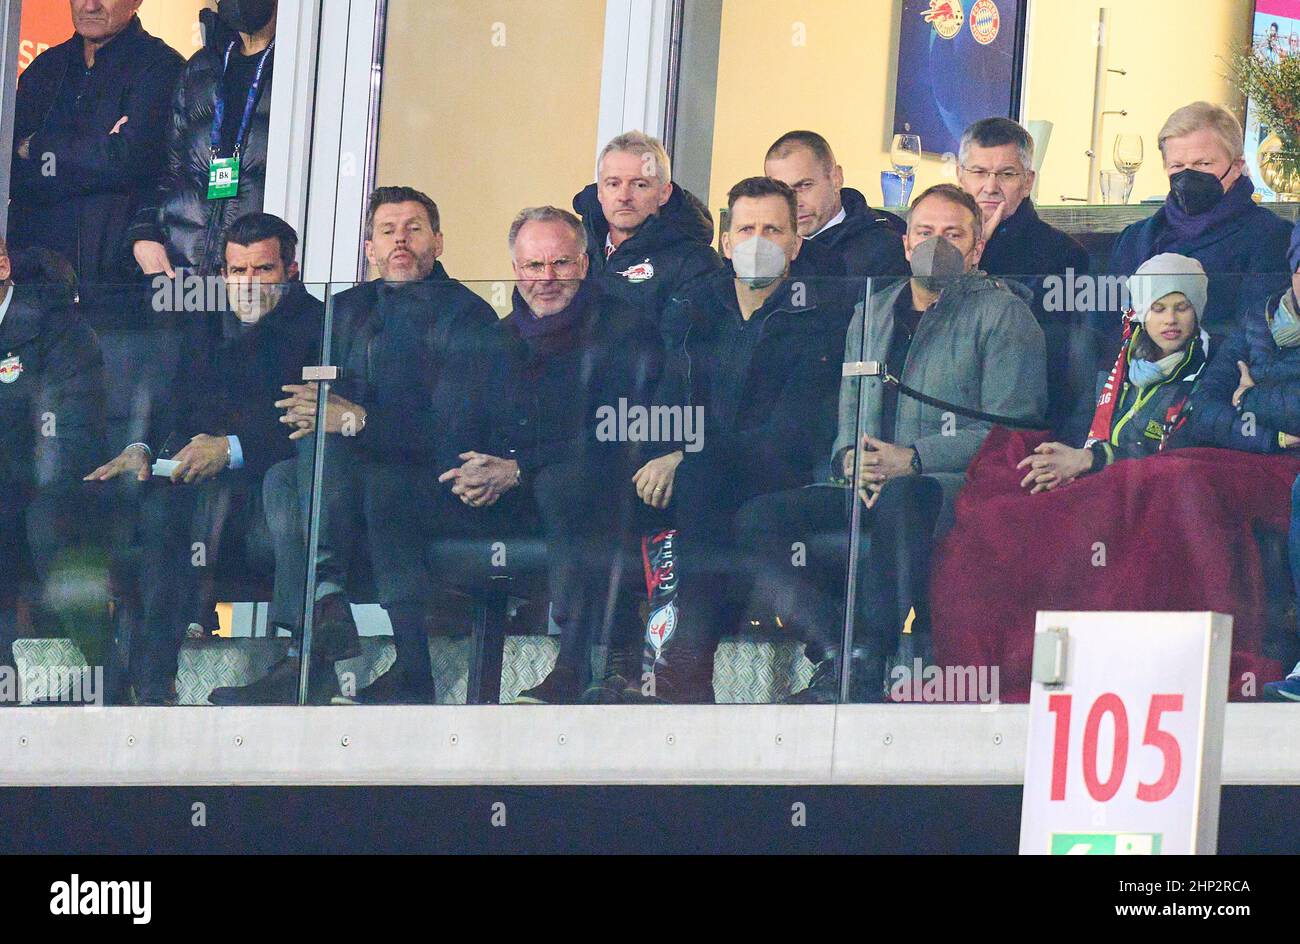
[335,665,436,705]
[312,593,362,662]
[784,658,839,704]
[784,650,886,704]
[620,662,714,704]
[514,666,581,704]
[580,674,630,704]
[208,656,340,706]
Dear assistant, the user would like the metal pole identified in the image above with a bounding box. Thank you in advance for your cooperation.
[839,279,874,704]
[1086,7,1109,204]
[0,0,24,240]
[297,286,337,705]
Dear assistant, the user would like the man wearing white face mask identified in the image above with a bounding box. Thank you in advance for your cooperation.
[626,177,855,702]
[732,184,1047,703]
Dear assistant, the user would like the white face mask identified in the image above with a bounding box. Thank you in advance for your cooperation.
[731,235,787,289]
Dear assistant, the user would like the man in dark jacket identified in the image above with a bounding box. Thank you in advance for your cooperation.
[440,206,669,705]
[572,131,722,329]
[259,187,501,705]
[736,185,1046,704]
[0,238,110,694]
[764,130,909,283]
[627,177,856,702]
[9,1,183,293]
[956,117,1094,439]
[1107,102,1291,350]
[86,213,320,705]
[127,0,278,278]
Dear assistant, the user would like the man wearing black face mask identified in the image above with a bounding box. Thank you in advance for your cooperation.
[1106,101,1290,351]
[729,185,1046,703]
[126,0,278,278]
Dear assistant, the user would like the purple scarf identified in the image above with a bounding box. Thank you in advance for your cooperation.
[1158,175,1257,249]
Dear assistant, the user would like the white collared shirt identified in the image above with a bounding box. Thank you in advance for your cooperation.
[0,285,12,333]
[808,206,847,239]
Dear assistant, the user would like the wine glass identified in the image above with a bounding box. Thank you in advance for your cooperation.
[1113,134,1144,180]
[891,133,922,178]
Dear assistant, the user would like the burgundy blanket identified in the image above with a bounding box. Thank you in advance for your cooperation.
[931,427,1300,701]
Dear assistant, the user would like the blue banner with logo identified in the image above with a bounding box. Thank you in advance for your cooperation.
[893,0,1027,157]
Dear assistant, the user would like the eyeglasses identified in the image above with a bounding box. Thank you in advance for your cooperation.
[959,166,1027,183]
[518,258,581,277]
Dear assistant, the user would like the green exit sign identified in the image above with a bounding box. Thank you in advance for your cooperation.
[1049,833,1162,855]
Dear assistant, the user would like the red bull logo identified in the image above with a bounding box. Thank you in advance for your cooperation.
[970,0,999,44]
[617,260,655,283]
[0,354,23,385]
[921,0,963,39]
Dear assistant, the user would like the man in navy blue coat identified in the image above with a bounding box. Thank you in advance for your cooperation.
[1107,102,1291,350]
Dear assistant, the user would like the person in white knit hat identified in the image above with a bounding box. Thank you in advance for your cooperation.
[1017,253,1210,492]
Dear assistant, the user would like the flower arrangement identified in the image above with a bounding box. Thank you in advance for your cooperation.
[1231,43,1300,149]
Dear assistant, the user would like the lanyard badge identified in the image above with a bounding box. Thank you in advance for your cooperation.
[207,40,274,201]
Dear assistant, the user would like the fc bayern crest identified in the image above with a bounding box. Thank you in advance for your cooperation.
[969,0,1000,45]
[921,0,963,40]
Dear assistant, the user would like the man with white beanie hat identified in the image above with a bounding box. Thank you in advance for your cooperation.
[1018,252,1210,492]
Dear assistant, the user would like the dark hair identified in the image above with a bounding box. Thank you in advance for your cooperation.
[9,246,77,290]
[726,177,799,232]
[221,213,299,271]
[8,246,77,309]
[365,186,440,240]
[765,130,836,174]
[959,117,1034,168]
[909,183,984,235]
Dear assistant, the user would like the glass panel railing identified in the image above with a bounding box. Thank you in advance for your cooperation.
[9,266,1298,710]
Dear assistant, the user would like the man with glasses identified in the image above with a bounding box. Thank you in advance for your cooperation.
[438,207,668,704]
[956,117,1092,438]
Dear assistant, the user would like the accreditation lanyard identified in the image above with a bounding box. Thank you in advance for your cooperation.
[207,39,274,200]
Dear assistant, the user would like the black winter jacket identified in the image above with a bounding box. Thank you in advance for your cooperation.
[800,187,908,280]
[572,182,722,327]
[144,281,322,477]
[0,286,106,488]
[1188,292,1300,453]
[329,263,499,471]
[9,16,184,287]
[663,270,854,491]
[125,9,273,275]
[490,283,668,474]
[980,198,1095,439]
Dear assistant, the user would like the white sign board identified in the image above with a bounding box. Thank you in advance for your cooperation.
[1019,612,1231,855]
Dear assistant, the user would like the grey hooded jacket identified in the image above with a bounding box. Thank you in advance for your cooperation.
[832,273,1048,522]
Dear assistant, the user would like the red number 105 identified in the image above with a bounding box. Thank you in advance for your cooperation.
[1046,693,1183,803]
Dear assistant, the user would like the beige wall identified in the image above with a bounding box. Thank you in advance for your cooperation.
[139,0,214,59]
[375,0,607,287]
[708,0,1254,224]
[1022,0,1252,204]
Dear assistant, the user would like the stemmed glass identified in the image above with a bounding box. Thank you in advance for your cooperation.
[1113,134,1144,184]
[891,133,922,179]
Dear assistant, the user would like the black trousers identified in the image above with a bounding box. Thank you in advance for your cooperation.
[133,469,300,700]
[530,455,667,681]
[732,476,944,662]
[665,453,809,653]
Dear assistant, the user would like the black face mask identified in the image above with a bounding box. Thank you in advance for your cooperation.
[1168,167,1231,217]
[217,0,277,35]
